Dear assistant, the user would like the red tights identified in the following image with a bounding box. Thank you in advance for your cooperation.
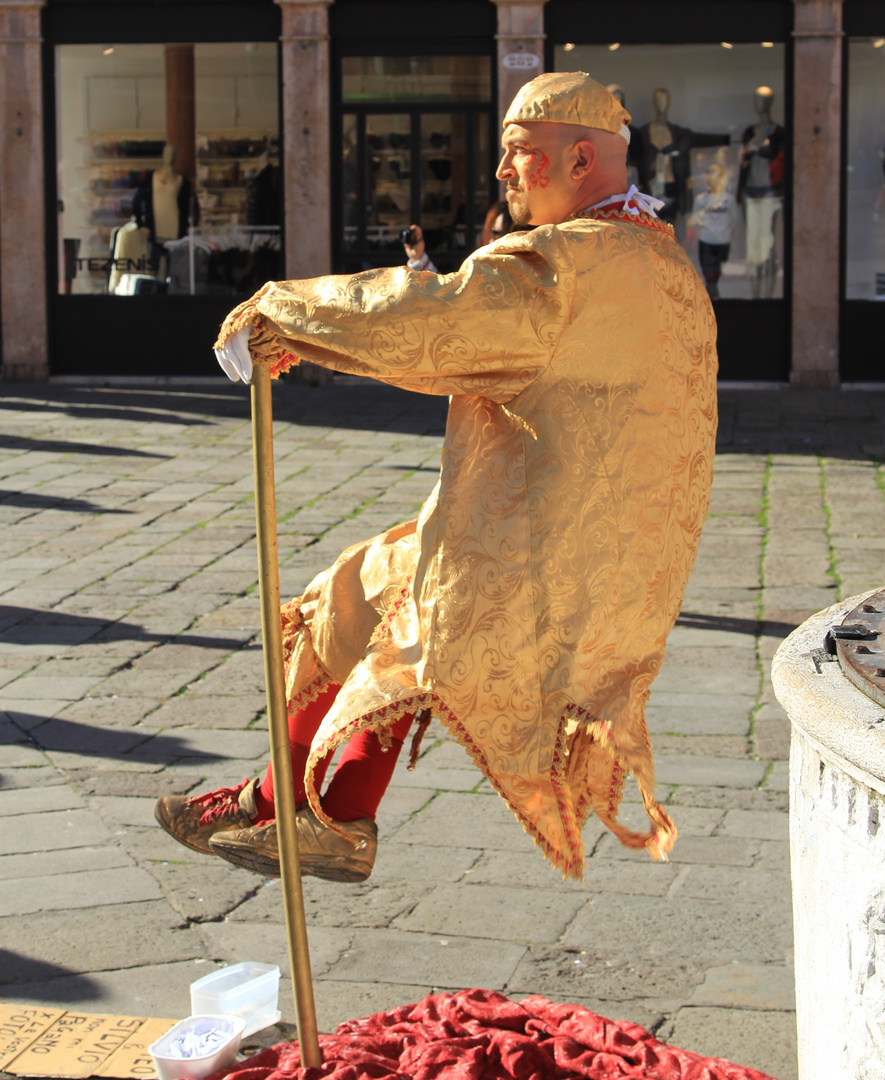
[254,682,413,823]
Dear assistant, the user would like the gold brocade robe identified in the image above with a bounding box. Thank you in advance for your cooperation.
[216,210,718,879]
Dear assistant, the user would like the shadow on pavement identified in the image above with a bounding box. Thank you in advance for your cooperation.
[676,612,799,638]
[3,715,228,766]
[0,491,131,515]
[716,388,885,461]
[0,435,169,459]
[0,606,252,651]
[0,381,449,436]
[0,950,104,998]
[1,383,881,455]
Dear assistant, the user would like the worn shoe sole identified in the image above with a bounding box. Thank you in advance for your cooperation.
[210,836,371,883]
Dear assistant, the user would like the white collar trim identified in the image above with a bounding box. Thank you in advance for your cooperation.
[586,184,665,219]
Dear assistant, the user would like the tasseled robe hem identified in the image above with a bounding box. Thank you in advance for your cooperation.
[300,686,676,882]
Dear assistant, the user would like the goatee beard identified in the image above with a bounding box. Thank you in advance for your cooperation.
[507,193,531,227]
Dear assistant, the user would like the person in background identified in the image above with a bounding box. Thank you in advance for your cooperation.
[402,224,438,272]
[404,201,514,272]
[480,199,514,247]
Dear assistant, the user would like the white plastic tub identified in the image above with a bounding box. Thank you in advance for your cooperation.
[190,962,281,1038]
[149,1014,246,1080]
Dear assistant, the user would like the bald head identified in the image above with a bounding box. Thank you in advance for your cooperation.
[496,119,628,227]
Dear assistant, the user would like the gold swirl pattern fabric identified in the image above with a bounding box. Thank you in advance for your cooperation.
[219,214,718,879]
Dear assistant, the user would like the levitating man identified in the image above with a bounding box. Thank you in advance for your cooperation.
[155,72,718,883]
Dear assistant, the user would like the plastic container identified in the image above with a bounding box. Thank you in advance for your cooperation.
[149,1014,246,1080]
[190,962,281,1038]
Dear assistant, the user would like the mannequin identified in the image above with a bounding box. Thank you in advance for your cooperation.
[153,145,184,242]
[606,84,647,190]
[132,143,196,248]
[738,86,785,299]
[639,88,730,225]
[688,162,739,299]
[108,218,152,294]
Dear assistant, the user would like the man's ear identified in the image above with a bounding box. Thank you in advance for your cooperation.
[571,139,597,180]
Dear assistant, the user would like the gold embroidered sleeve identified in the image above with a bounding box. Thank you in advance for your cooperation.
[214,289,301,378]
[215,230,573,400]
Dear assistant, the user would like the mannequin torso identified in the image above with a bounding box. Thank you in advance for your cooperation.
[153,168,183,243]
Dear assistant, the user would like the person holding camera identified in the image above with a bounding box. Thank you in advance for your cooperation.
[402,224,438,273]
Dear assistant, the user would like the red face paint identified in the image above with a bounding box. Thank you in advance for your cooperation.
[521,146,551,191]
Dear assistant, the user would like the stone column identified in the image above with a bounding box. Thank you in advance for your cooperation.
[493,0,548,127]
[0,0,47,381]
[791,0,843,388]
[275,0,333,279]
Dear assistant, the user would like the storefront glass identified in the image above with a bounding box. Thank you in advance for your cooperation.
[56,43,280,297]
[337,55,494,272]
[845,38,885,300]
[555,43,786,300]
[342,56,491,103]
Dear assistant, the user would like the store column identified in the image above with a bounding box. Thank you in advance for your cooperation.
[791,0,843,388]
[275,0,333,279]
[165,45,196,186]
[493,0,548,126]
[0,0,47,381]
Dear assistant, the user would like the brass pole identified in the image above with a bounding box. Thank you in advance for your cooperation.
[250,364,322,1068]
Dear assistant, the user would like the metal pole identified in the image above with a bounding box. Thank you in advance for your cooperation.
[250,363,322,1068]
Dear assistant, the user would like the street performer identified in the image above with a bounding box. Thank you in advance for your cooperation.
[155,72,718,884]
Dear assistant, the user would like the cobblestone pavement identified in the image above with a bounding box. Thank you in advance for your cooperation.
[1,379,884,1080]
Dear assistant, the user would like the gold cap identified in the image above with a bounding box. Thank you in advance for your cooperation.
[503,71,631,134]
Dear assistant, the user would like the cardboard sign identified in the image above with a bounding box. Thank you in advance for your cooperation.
[95,1018,178,1079]
[0,1005,66,1071]
[0,1005,178,1079]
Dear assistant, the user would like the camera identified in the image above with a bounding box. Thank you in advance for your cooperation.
[400,227,420,246]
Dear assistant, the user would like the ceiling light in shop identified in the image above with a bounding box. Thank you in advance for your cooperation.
[761,42,774,48]
[102,47,114,55]
[874,39,885,48]
[563,43,575,52]
[721,42,734,50]
[608,42,620,52]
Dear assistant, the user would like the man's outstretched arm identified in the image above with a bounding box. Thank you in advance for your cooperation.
[213,229,572,403]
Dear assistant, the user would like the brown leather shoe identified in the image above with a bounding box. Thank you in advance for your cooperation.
[154,777,261,855]
[209,807,377,882]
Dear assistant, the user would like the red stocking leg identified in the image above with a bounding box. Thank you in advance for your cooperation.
[254,681,342,820]
[321,712,414,822]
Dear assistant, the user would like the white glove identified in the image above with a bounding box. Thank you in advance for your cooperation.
[214,325,254,384]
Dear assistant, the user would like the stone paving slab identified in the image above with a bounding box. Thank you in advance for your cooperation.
[326,928,527,989]
[0,865,163,916]
[689,962,795,1010]
[391,883,586,944]
[0,809,114,855]
[0,845,132,882]
[662,1007,798,1080]
[1,382,884,1080]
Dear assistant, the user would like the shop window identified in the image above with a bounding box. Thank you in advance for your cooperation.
[342,56,491,103]
[845,38,885,300]
[555,43,786,300]
[56,43,281,298]
[337,55,494,272]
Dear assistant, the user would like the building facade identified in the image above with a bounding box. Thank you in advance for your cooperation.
[0,0,880,385]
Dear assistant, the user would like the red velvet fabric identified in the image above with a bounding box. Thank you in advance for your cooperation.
[210,989,775,1080]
